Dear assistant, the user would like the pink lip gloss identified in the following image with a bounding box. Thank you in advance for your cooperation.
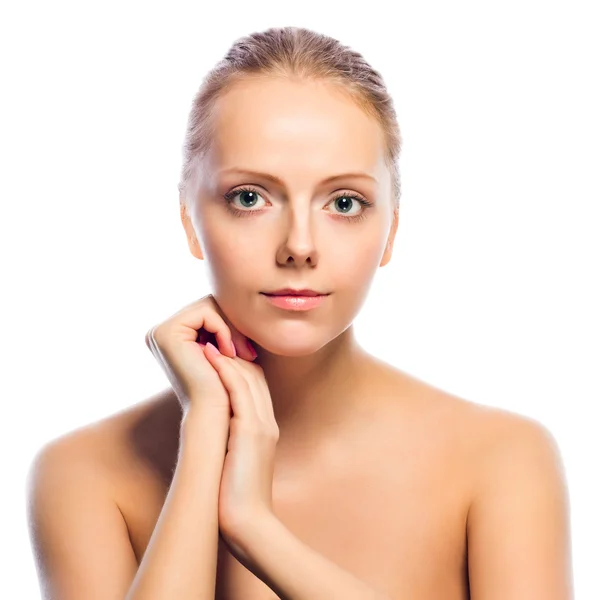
[261,294,329,311]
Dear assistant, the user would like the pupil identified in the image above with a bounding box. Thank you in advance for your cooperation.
[337,196,351,212]
[240,191,257,207]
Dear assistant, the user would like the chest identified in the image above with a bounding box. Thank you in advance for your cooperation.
[119,434,471,600]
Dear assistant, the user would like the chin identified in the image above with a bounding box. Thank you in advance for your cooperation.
[253,338,333,358]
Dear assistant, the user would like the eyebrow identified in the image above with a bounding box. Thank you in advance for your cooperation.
[218,168,378,186]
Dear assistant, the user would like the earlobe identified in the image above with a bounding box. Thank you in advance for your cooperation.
[379,238,394,267]
[179,200,204,260]
[379,209,398,267]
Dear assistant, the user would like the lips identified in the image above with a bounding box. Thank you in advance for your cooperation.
[263,288,327,297]
[262,292,328,311]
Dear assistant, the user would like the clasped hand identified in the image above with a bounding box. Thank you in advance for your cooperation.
[202,340,279,560]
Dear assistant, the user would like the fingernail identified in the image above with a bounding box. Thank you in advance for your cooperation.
[246,340,258,359]
[230,341,237,357]
[205,341,220,355]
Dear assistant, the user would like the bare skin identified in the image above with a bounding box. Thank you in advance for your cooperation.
[172,75,471,596]
[86,355,483,600]
[28,74,572,599]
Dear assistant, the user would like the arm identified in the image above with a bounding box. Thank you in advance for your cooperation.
[467,414,574,599]
[26,407,230,600]
[126,406,230,599]
[26,432,138,599]
[231,514,391,600]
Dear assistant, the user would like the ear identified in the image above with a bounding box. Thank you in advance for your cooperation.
[379,206,399,267]
[180,197,204,260]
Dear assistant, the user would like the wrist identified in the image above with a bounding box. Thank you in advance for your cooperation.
[229,510,278,551]
[180,404,230,444]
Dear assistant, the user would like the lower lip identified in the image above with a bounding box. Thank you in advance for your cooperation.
[261,293,329,311]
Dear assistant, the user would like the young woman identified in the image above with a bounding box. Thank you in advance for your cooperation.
[27,26,573,600]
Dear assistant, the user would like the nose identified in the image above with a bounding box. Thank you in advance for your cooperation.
[275,202,320,266]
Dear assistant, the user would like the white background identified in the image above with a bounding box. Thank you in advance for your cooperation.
[1,1,598,597]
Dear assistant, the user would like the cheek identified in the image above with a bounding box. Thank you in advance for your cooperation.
[205,236,269,289]
[198,215,246,266]
[336,238,386,286]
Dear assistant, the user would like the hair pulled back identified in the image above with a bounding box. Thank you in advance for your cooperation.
[178,26,402,217]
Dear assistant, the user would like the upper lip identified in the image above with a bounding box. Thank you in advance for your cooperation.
[263,288,329,296]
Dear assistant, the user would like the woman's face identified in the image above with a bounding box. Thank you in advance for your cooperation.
[182,76,398,355]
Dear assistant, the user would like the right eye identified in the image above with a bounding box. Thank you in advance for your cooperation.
[222,186,268,217]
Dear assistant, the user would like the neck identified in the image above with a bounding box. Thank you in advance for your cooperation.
[252,325,378,454]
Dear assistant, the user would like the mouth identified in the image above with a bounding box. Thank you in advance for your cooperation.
[261,288,330,297]
[260,292,330,311]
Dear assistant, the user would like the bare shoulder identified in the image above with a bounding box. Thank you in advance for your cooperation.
[441,387,566,475]
[28,412,114,491]
[29,387,183,498]
[24,393,177,598]
[460,398,569,508]
[426,386,572,597]
[439,397,572,597]
[391,364,561,456]
[379,361,565,501]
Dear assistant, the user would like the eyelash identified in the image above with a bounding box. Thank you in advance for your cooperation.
[222,186,373,223]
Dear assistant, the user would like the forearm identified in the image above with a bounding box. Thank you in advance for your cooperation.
[126,406,229,600]
[238,514,391,600]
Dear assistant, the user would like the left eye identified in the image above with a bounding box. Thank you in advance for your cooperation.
[329,193,370,216]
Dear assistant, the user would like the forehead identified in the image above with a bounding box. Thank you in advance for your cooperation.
[207,77,386,181]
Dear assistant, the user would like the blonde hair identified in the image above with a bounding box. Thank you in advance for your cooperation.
[178,26,402,217]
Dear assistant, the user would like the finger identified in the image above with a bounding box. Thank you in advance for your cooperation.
[243,338,259,362]
[199,296,257,362]
[248,363,277,429]
[224,327,258,363]
[203,343,260,423]
[232,360,270,424]
[166,296,236,359]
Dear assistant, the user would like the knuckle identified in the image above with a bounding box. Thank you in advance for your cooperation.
[249,362,264,375]
[145,326,158,349]
[151,325,166,345]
